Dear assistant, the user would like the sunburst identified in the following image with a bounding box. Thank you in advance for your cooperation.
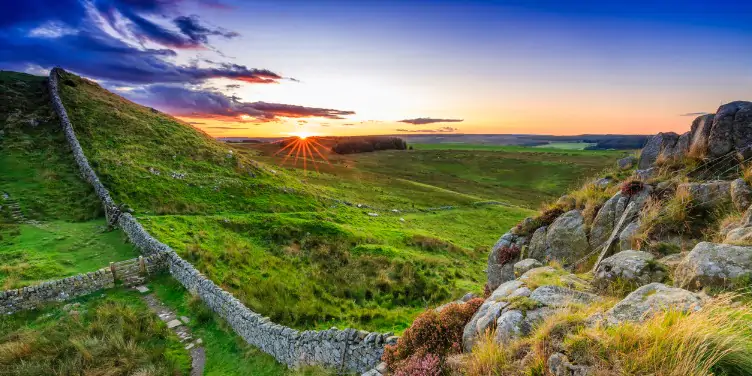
[273,135,330,173]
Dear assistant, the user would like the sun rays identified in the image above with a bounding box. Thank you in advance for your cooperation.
[273,136,331,172]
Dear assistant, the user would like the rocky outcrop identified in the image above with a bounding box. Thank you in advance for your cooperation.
[486,232,527,290]
[514,259,542,277]
[676,181,731,210]
[675,242,752,289]
[593,250,665,289]
[689,114,715,156]
[590,189,651,251]
[638,132,679,169]
[731,178,752,212]
[660,131,690,160]
[617,156,637,170]
[463,268,596,351]
[604,283,703,325]
[709,101,752,158]
[527,210,590,266]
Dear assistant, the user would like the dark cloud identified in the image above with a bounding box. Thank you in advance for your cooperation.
[174,15,238,45]
[125,85,355,122]
[225,84,241,89]
[0,0,277,86]
[398,118,464,125]
[680,112,710,116]
[395,127,459,133]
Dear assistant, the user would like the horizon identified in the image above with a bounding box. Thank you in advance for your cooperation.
[2,0,751,138]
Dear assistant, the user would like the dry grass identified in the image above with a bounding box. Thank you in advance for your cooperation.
[461,294,752,376]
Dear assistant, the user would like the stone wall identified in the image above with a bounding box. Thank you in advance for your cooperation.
[48,68,392,373]
[0,253,168,314]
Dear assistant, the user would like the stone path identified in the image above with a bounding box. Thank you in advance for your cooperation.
[138,287,206,376]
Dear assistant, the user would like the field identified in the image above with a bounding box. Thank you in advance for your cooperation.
[1,70,623,338]
[532,141,596,150]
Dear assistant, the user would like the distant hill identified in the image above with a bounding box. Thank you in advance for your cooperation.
[396,133,649,150]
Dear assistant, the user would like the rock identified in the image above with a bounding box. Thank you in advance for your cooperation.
[494,310,523,344]
[660,131,690,160]
[709,101,752,157]
[527,226,548,261]
[463,280,525,351]
[618,221,639,251]
[676,180,731,210]
[548,353,590,376]
[542,210,591,265]
[486,233,525,290]
[725,226,752,245]
[590,193,626,249]
[689,114,715,156]
[167,319,183,329]
[529,285,598,308]
[135,285,150,294]
[460,292,477,302]
[514,259,543,277]
[594,178,611,189]
[593,250,665,289]
[617,156,637,170]
[638,132,679,169]
[731,178,752,212]
[635,167,656,181]
[605,283,703,325]
[676,242,752,289]
[657,252,687,269]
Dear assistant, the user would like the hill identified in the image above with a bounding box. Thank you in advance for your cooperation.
[381,102,752,376]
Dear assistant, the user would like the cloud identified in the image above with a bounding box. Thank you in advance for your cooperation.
[225,84,241,89]
[126,85,355,122]
[0,0,280,86]
[395,127,458,133]
[206,126,245,129]
[680,112,710,116]
[398,117,463,125]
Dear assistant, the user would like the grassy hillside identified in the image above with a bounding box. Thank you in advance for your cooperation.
[0,72,140,290]
[0,69,617,334]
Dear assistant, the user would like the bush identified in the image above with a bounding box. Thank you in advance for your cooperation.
[383,298,483,374]
[620,180,645,197]
[495,244,521,265]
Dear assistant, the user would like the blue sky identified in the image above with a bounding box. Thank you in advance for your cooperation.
[1,0,750,136]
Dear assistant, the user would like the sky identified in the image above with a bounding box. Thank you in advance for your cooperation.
[1,0,751,138]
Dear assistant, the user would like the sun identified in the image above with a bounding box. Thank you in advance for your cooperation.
[291,131,313,139]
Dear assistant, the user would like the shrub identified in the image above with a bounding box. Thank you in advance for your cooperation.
[383,298,483,374]
[495,244,521,265]
[620,180,645,197]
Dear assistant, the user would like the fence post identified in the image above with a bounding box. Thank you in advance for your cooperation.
[110,262,116,282]
[139,256,146,274]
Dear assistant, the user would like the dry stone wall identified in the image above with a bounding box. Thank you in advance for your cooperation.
[0,253,168,314]
[47,68,392,373]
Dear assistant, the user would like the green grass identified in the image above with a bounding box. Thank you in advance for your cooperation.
[0,288,191,375]
[139,205,531,332]
[56,71,318,215]
[532,142,596,150]
[0,71,101,222]
[0,220,139,289]
[148,275,336,376]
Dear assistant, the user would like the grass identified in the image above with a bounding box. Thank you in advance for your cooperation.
[533,142,596,150]
[139,206,529,332]
[0,220,139,289]
[0,288,191,375]
[462,294,752,376]
[0,71,101,222]
[148,275,336,376]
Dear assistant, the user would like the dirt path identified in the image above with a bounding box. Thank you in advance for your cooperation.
[139,288,206,376]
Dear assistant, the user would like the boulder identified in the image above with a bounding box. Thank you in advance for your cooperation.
[733,103,752,159]
[543,210,591,265]
[494,310,523,344]
[689,114,715,156]
[593,250,665,289]
[676,181,731,210]
[486,232,526,290]
[725,227,752,245]
[589,193,626,249]
[709,101,752,157]
[605,283,703,325]
[594,177,611,189]
[676,242,752,289]
[463,280,523,351]
[514,259,543,277]
[527,226,548,261]
[618,221,639,251]
[529,285,598,308]
[635,167,657,181]
[617,156,637,170]
[657,252,687,269]
[660,131,690,160]
[638,132,679,169]
[731,178,752,212]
